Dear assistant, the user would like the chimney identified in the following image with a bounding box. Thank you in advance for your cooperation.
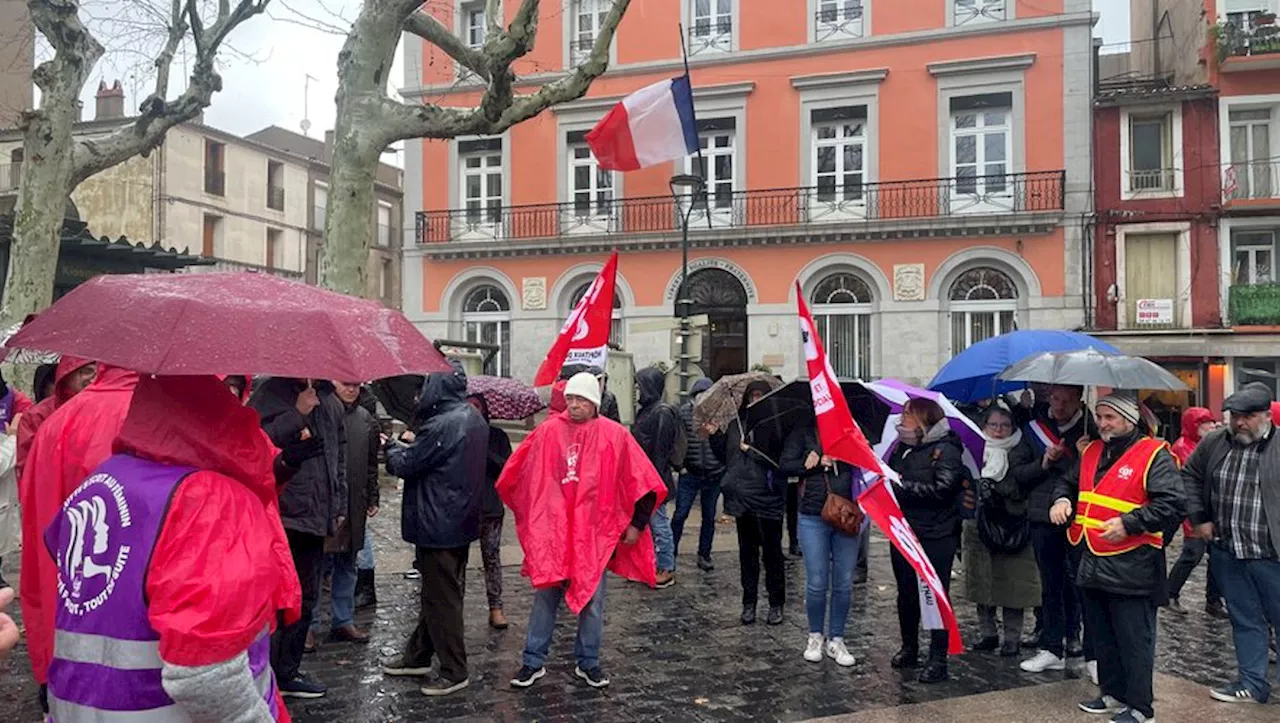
[95,80,125,120]
[324,130,335,156]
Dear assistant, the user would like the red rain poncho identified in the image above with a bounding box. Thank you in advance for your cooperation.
[15,355,92,477]
[496,411,666,614]
[1171,406,1216,538]
[18,365,137,684]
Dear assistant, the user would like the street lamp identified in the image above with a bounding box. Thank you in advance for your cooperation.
[670,173,705,402]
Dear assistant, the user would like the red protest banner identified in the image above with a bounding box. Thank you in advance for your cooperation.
[533,252,619,387]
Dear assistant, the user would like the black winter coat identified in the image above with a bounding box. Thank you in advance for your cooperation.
[251,378,348,538]
[887,429,966,540]
[1182,426,1280,553]
[713,418,783,520]
[987,434,1050,517]
[1068,431,1183,598]
[679,398,724,478]
[780,426,854,517]
[340,400,381,551]
[632,367,680,493]
[387,372,489,549]
[1022,412,1095,524]
[481,425,513,520]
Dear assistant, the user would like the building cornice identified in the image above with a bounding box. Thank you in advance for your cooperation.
[926,52,1037,77]
[790,69,889,90]
[401,12,1095,99]
[553,81,756,115]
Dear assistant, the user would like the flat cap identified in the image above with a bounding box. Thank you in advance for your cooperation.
[1223,382,1274,414]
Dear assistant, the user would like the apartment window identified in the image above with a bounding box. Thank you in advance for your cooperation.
[265,228,281,270]
[4,149,22,191]
[569,136,614,226]
[571,0,610,64]
[689,0,733,55]
[811,107,867,214]
[1233,230,1276,286]
[201,214,222,257]
[569,280,624,346]
[462,2,486,48]
[313,182,327,230]
[953,0,1007,26]
[950,93,1012,207]
[462,284,511,376]
[816,0,864,42]
[810,272,872,379]
[1229,109,1273,200]
[949,266,1018,355]
[380,258,393,300]
[460,141,504,234]
[266,160,285,211]
[686,120,736,226]
[377,203,392,247]
[204,140,225,196]
[1129,113,1174,192]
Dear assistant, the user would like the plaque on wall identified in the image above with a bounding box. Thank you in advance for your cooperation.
[522,277,547,310]
[893,263,926,302]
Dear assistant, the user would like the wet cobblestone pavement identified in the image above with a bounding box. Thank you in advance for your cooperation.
[2,479,1273,721]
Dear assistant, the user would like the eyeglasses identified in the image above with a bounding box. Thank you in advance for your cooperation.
[985,422,1014,431]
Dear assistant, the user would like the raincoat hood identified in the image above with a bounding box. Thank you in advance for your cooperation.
[467,393,491,422]
[636,367,666,411]
[414,370,469,429]
[114,375,279,504]
[690,377,713,399]
[1179,407,1215,443]
[742,380,774,411]
[52,355,93,404]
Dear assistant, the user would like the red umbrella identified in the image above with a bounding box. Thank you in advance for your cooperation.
[3,273,453,381]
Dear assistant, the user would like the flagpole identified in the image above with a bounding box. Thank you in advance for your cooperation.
[678,23,713,232]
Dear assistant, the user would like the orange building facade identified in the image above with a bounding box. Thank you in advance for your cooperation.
[402,0,1095,383]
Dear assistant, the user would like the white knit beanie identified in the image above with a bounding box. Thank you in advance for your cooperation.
[564,372,602,409]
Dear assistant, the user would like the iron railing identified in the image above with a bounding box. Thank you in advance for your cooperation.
[1225,13,1280,57]
[687,18,732,54]
[416,170,1065,244]
[1129,168,1176,193]
[204,168,225,196]
[267,184,285,211]
[953,0,1007,26]
[1225,160,1278,201]
[1229,282,1280,325]
[815,3,865,41]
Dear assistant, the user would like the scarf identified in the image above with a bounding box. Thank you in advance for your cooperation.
[981,428,1022,480]
[898,418,951,448]
[1056,408,1084,435]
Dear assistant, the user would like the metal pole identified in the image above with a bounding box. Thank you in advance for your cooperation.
[679,206,691,402]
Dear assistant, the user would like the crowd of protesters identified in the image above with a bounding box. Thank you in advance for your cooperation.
[1,360,1279,723]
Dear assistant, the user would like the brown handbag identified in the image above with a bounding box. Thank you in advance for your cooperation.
[820,473,865,535]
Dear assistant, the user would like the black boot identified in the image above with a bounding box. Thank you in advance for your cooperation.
[354,569,377,609]
[891,646,920,669]
[969,636,999,652]
[741,605,757,626]
[918,657,949,684]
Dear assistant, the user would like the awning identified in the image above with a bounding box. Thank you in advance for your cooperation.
[1089,328,1280,359]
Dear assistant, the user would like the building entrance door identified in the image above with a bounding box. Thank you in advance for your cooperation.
[682,268,748,380]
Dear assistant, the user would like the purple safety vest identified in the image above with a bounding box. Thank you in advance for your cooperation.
[0,385,16,428]
[43,453,282,722]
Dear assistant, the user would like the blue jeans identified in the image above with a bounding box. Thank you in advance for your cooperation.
[651,501,676,572]
[672,472,721,558]
[356,528,375,571]
[328,550,359,630]
[797,514,860,639]
[1211,544,1280,702]
[522,576,607,670]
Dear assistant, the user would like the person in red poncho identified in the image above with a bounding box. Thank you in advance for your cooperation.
[1165,406,1226,617]
[15,355,95,477]
[499,372,665,690]
[44,375,300,721]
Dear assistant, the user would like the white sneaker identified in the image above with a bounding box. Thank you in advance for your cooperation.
[1088,660,1099,685]
[804,633,824,663]
[825,637,856,667]
[1020,650,1066,672]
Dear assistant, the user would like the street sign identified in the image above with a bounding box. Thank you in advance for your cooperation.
[1135,298,1174,325]
[629,314,709,333]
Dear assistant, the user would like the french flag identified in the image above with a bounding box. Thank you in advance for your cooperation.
[586,75,698,172]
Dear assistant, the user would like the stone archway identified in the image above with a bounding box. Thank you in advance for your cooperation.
[681,267,749,380]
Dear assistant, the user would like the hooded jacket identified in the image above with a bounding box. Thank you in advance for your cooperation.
[15,356,92,477]
[631,367,680,492]
[386,371,488,549]
[887,422,967,540]
[338,395,381,552]
[679,378,724,478]
[713,380,784,520]
[251,378,347,538]
[1171,407,1215,465]
[18,365,138,685]
[469,394,513,521]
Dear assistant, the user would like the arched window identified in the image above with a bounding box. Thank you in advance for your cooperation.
[568,281,624,348]
[810,272,873,379]
[948,266,1018,355]
[462,284,511,376]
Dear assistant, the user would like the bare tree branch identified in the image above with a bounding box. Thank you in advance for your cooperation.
[403,11,490,81]
[151,0,188,101]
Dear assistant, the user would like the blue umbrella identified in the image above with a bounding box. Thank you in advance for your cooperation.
[928,330,1121,403]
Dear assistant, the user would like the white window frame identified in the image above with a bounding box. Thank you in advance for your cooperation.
[565,142,617,235]
[950,0,1010,27]
[462,2,486,48]
[570,0,610,65]
[312,182,327,230]
[461,284,512,376]
[376,202,392,247]
[810,0,866,42]
[949,103,1013,213]
[809,272,874,379]
[947,266,1019,356]
[1228,108,1274,200]
[1232,229,1277,286]
[685,126,737,228]
[685,0,736,56]
[809,117,868,221]
[1119,104,1184,200]
[458,148,504,241]
[1113,222,1193,330]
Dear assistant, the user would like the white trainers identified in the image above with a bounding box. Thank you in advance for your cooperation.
[1088,660,1099,685]
[826,637,856,667]
[1020,650,1066,673]
[804,633,824,663]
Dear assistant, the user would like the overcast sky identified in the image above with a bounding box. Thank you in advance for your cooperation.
[73,0,1129,160]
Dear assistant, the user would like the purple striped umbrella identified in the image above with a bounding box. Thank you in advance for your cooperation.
[852,379,986,479]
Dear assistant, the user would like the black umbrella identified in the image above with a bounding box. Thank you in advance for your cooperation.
[371,374,424,425]
[744,382,816,447]
[839,381,892,447]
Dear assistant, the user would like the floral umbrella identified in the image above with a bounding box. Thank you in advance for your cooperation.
[692,371,784,434]
[466,374,545,421]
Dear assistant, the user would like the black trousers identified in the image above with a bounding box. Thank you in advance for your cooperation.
[1081,587,1157,718]
[271,530,326,681]
[1167,536,1222,603]
[736,514,785,608]
[785,483,799,549]
[404,545,470,683]
[891,534,958,661]
[1031,521,1082,658]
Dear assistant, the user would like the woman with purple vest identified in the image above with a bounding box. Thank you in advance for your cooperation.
[43,375,302,722]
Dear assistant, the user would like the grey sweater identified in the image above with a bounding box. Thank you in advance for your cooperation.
[162,652,274,722]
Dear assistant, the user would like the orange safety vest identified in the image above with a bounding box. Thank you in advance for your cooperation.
[1066,437,1167,556]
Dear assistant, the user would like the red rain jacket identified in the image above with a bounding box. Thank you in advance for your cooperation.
[116,375,300,718]
[1172,406,1215,537]
[15,356,92,477]
[496,411,666,614]
[18,365,137,685]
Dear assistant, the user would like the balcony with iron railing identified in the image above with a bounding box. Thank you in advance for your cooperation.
[1229,282,1280,326]
[266,184,285,211]
[815,4,865,41]
[1220,12,1280,68]
[1225,160,1279,204]
[687,19,733,54]
[1127,168,1177,194]
[416,170,1065,245]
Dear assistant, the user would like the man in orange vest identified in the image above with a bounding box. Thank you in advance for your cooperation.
[1049,392,1182,723]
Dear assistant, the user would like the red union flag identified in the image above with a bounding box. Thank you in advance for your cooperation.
[796,282,883,475]
[533,252,619,386]
[859,479,965,655]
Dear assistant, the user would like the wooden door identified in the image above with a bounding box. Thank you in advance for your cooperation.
[1125,233,1177,328]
